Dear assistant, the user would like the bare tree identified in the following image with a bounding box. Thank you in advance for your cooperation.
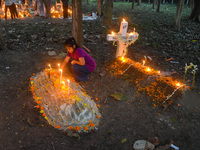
[97,0,104,16]
[42,0,51,18]
[0,19,4,51]
[189,0,200,22]
[132,0,135,9]
[175,0,185,28]
[153,0,157,9]
[138,0,142,6]
[72,0,83,46]
[157,0,161,12]
[102,0,113,27]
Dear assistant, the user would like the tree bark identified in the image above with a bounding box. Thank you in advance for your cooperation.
[137,0,141,6]
[132,0,135,9]
[87,0,89,4]
[72,0,83,46]
[175,0,185,28]
[0,19,4,51]
[189,0,200,22]
[102,0,113,27]
[97,0,101,16]
[157,0,161,12]
[190,0,194,10]
[153,0,156,9]
[42,0,51,18]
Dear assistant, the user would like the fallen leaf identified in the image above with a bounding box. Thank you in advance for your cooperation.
[121,138,127,143]
[110,93,129,101]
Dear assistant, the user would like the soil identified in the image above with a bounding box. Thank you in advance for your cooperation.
[0,2,200,150]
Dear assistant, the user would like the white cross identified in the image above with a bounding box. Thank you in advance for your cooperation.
[107,19,139,58]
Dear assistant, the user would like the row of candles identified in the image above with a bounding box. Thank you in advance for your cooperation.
[120,56,181,87]
[48,64,70,95]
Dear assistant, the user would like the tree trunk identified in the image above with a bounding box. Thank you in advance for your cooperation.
[102,0,113,27]
[153,0,156,9]
[42,0,51,18]
[175,0,185,28]
[132,0,135,9]
[97,0,101,16]
[186,0,189,5]
[138,0,141,6]
[157,0,161,12]
[171,0,174,4]
[87,0,89,4]
[190,0,194,10]
[189,0,200,22]
[148,0,151,3]
[0,19,4,51]
[162,0,165,3]
[72,0,83,46]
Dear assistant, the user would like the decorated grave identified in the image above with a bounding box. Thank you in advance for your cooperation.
[107,19,188,109]
[30,65,101,132]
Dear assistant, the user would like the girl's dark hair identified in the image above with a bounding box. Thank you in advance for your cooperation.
[64,37,79,48]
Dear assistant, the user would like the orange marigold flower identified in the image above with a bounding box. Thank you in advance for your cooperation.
[40,106,44,110]
[75,126,80,131]
[84,127,88,130]
[33,73,35,75]
[95,98,98,101]
[178,104,181,107]
[97,105,100,108]
[90,123,95,127]
[36,105,40,108]
[42,113,46,117]
[69,126,73,130]
[97,115,100,119]
[56,125,61,128]
[30,78,34,80]
[33,93,36,96]
[33,96,37,99]
[36,100,41,104]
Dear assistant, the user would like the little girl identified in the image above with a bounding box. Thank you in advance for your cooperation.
[61,37,96,81]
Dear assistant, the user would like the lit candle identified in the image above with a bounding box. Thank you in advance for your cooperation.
[176,83,180,87]
[62,81,65,89]
[59,69,62,84]
[49,64,51,78]
[58,64,60,70]
[143,60,145,66]
[120,19,128,37]
[146,67,151,72]
[67,79,70,95]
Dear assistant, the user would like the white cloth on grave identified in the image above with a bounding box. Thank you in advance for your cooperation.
[36,0,45,17]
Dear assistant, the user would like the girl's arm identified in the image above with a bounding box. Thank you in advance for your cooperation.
[71,57,85,66]
[61,56,70,69]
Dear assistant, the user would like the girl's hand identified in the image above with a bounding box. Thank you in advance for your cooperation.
[71,60,76,65]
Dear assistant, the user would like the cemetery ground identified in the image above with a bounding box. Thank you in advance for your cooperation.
[0,2,200,150]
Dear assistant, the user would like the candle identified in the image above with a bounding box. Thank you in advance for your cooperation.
[107,31,116,41]
[67,79,70,95]
[49,64,51,78]
[59,69,62,84]
[143,60,145,66]
[62,81,65,89]
[58,64,60,70]
[120,19,128,37]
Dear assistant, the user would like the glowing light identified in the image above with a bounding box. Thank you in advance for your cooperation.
[67,79,70,95]
[111,31,115,35]
[146,67,151,72]
[158,71,160,74]
[122,19,126,22]
[129,32,133,35]
[62,81,65,88]
[58,64,60,70]
[143,60,145,66]
[59,69,62,84]
[176,83,180,87]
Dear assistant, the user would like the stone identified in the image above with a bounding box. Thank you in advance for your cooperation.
[48,51,57,56]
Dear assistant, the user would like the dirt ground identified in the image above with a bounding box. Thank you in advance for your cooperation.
[0,2,200,150]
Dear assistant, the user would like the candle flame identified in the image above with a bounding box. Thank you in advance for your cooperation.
[123,19,126,22]
[62,81,65,84]
[143,60,145,66]
[111,31,115,35]
[176,83,180,87]
[67,79,70,82]
[146,67,151,72]
[59,69,62,72]
[129,32,133,35]
[158,71,160,74]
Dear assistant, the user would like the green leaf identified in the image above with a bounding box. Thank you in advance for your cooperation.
[171,117,176,122]
[110,93,129,101]
[121,138,127,143]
